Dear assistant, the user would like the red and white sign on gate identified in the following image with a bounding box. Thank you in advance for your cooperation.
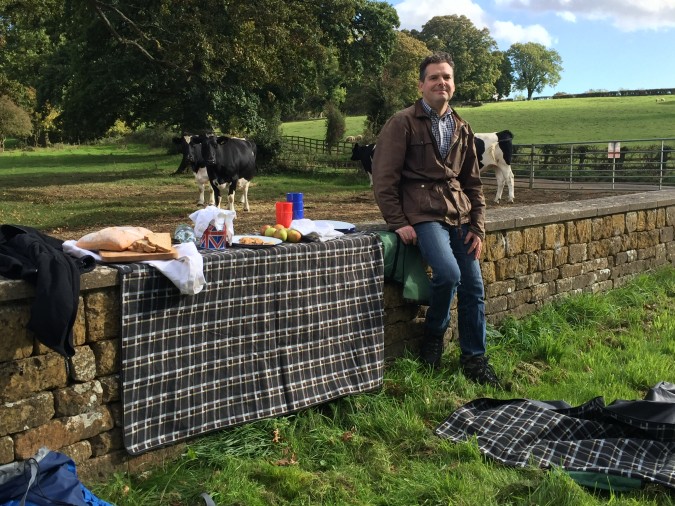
[608,141,621,159]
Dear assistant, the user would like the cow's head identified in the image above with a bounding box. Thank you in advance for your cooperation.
[172,134,199,164]
[199,135,221,166]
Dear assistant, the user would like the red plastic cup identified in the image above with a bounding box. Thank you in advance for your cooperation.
[275,202,293,228]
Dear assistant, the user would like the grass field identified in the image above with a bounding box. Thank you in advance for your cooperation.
[2,94,674,237]
[91,267,675,505]
[281,116,369,140]
[281,95,675,144]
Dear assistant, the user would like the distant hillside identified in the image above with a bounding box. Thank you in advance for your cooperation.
[283,95,675,145]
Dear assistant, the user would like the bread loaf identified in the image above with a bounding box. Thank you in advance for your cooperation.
[127,232,173,253]
[76,226,154,252]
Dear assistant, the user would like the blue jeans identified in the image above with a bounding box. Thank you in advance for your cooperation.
[413,222,486,358]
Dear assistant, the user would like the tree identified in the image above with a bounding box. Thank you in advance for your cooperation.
[55,0,399,141]
[494,51,513,101]
[0,0,65,145]
[507,42,562,100]
[0,95,33,151]
[414,15,500,101]
[361,31,429,137]
[324,101,346,150]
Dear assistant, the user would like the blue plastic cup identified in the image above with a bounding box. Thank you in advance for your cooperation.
[286,192,304,219]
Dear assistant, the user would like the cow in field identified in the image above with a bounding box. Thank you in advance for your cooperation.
[474,130,515,204]
[351,143,376,186]
[197,135,257,211]
[172,134,215,207]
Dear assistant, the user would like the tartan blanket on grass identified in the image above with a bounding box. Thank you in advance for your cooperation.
[435,386,675,490]
[117,233,385,455]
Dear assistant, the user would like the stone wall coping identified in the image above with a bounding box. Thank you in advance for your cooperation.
[485,189,675,231]
[1,188,674,303]
[0,265,119,303]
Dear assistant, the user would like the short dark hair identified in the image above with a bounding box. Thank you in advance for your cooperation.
[419,52,455,82]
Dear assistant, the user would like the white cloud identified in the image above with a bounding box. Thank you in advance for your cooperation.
[556,11,577,22]
[394,0,489,31]
[393,0,556,46]
[492,21,555,45]
[494,0,675,31]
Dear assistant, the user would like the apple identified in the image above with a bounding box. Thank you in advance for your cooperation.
[273,228,288,241]
[260,224,273,235]
[264,227,277,237]
[274,224,286,230]
[286,229,302,243]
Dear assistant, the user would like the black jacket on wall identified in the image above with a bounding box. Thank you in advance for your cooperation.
[0,224,96,357]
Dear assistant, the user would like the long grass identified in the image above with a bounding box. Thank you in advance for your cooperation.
[281,95,675,144]
[91,266,675,505]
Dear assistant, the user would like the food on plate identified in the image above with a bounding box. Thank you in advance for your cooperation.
[238,237,275,245]
[76,226,154,251]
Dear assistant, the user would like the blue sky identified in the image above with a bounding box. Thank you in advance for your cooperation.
[388,0,675,97]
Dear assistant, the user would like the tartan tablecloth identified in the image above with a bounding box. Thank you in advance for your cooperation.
[116,233,385,455]
[435,394,675,489]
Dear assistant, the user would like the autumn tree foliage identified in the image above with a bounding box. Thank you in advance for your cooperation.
[0,95,32,151]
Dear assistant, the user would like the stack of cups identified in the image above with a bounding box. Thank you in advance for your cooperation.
[286,192,304,220]
[275,202,294,228]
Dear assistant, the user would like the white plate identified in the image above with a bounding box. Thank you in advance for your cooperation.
[314,220,356,232]
[230,235,282,248]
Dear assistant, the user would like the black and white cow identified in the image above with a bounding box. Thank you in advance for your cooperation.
[198,135,257,211]
[172,134,215,207]
[474,130,515,204]
[351,143,376,186]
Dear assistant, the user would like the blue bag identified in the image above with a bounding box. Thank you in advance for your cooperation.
[0,447,114,506]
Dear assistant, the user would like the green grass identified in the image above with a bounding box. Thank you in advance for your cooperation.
[91,266,675,505]
[281,116,367,139]
[281,95,675,144]
[2,94,674,233]
[0,142,371,233]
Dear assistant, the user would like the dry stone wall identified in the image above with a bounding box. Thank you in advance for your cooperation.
[0,189,673,483]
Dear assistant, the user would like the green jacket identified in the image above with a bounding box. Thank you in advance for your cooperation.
[372,99,486,239]
[376,231,431,304]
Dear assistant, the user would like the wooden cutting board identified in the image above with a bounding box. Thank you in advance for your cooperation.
[99,247,180,263]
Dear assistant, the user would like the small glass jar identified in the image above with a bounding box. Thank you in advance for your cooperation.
[174,224,197,245]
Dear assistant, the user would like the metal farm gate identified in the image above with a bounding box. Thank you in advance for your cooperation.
[280,135,675,190]
[509,138,675,191]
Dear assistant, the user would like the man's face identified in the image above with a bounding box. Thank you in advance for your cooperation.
[418,62,455,113]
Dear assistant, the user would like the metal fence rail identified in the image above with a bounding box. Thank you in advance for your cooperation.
[511,138,675,190]
[281,136,354,156]
[280,135,675,189]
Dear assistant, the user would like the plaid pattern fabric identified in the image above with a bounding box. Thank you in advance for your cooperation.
[117,233,385,455]
[435,397,675,489]
[421,100,455,159]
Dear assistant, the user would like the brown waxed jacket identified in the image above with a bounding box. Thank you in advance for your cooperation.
[372,99,486,239]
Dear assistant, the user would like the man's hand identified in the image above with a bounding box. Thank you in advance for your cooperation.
[464,230,483,260]
[395,225,417,245]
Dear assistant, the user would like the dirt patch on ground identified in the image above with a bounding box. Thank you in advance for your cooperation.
[223,186,633,236]
[46,184,635,241]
